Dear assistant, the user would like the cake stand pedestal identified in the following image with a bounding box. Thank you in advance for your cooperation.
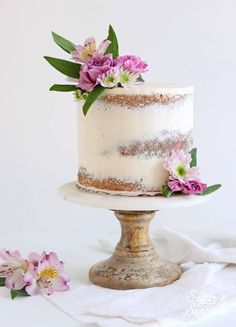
[58,182,210,290]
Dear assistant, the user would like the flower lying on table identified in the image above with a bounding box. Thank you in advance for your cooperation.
[161,148,221,197]
[44,25,148,115]
[0,249,70,299]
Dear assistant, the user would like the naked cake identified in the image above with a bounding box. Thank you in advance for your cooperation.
[77,83,193,195]
[45,25,220,197]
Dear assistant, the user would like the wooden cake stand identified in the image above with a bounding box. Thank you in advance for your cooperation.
[58,182,210,290]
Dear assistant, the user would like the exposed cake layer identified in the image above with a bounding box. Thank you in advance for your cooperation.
[119,130,192,158]
[78,169,159,195]
[102,94,190,108]
[77,83,194,195]
[78,156,170,194]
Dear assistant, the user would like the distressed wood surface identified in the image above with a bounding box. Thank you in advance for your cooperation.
[89,210,182,290]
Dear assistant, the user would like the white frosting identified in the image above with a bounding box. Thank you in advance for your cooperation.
[77,83,194,194]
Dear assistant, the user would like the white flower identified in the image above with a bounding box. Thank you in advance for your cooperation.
[164,150,199,182]
[118,68,139,87]
[97,69,119,88]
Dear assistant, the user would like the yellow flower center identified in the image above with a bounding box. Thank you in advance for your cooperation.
[81,42,96,60]
[39,267,59,280]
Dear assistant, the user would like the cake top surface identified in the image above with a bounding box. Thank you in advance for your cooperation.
[103,83,193,96]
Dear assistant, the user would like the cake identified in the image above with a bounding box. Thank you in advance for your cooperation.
[77,83,193,195]
[45,26,220,197]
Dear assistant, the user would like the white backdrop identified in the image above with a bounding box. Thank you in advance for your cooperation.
[0,0,235,235]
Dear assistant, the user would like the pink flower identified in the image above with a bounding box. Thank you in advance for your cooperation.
[24,252,70,296]
[182,180,207,195]
[168,179,184,192]
[71,37,111,63]
[0,249,28,290]
[164,150,199,182]
[117,55,148,73]
[78,54,118,91]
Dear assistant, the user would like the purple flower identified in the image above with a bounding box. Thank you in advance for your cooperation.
[168,179,184,192]
[117,55,148,73]
[24,251,70,296]
[182,180,207,195]
[0,249,28,290]
[78,54,118,91]
[71,37,111,63]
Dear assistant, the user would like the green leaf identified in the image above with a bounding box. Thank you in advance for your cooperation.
[0,277,6,287]
[44,56,81,78]
[52,31,76,53]
[190,148,197,167]
[137,75,144,83]
[50,84,77,92]
[82,85,105,116]
[105,25,119,58]
[161,185,173,197]
[11,288,30,300]
[202,184,222,195]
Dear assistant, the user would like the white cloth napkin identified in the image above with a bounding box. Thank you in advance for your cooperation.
[47,228,236,327]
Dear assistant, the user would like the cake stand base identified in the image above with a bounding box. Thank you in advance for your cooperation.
[89,210,181,290]
[58,182,211,290]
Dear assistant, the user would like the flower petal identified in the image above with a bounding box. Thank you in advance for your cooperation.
[0,263,18,277]
[52,277,70,292]
[97,39,111,55]
[71,45,87,63]
[38,251,64,274]
[84,37,96,47]
[5,270,25,290]
[0,249,22,265]
[24,273,39,296]
[28,252,40,267]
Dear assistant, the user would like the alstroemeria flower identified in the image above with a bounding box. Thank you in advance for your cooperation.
[24,252,70,296]
[71,37,111,63]
[164,150,199,182]
[0,249,28,290]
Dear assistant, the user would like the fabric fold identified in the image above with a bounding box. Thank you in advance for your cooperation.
[47,228,236,327]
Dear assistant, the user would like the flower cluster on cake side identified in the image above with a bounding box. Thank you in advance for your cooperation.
[0,249,70,299]
[161,148,221,197]
[44,25,148,115]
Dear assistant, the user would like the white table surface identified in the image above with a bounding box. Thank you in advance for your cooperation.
[1,229,236,327]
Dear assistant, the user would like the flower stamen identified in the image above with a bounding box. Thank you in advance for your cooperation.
[39,267,59,280]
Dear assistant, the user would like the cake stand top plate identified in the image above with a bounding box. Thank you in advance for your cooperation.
[58,182,211,211]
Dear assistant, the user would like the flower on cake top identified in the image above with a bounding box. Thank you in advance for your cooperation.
[44,25,149,115]
[117,55,148,73]
[118,68,140,87]
[0,249,70,299]
[97,67,140,89]
[71,37,111,63]
[78,54,119,91]
[162,148,221,197]
[97,68,120,88]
